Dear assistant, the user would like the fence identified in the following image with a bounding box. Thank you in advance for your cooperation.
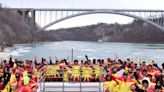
[38,65,104,92]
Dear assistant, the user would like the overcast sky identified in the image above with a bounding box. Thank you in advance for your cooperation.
[0,0,164,29]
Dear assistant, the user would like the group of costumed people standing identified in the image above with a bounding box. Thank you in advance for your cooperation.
[44,57,164,92]
[0,55,163,92]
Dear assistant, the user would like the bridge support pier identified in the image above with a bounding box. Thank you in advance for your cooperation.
[30,10,36,29]
[17,10,36,29]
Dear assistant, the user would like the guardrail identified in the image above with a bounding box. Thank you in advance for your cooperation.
[38,65,104,92]
[38,65,46,92]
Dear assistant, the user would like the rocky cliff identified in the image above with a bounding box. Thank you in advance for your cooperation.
[0,8,35,44]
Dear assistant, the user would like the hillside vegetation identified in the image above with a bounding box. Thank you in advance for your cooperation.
[39,20,164,43]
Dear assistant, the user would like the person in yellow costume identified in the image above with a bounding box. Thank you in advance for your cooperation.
[147,65,160,81]
[0,64,3,76]
[71,60,81,82]
[9,72,17,92]
[53,65,60,78]
[71,65,81,81]
[45,65,54,78]
[93,65,101,79]
[63,68,70,82]
[103,75,117,92]
[10,72,26,92]
[114,72,134,92]
[81,62,93,82]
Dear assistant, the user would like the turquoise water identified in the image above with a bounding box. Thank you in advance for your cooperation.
[2,41,164,66]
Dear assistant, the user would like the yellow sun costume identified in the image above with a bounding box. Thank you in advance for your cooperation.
[63,70,69,82]
[45,66,54,77]
[93,65,101,78]
[103,80,117,92]
[115,79,134,92]
[53,65,60,77]
[71,66,81,80]
[81,66,93,81]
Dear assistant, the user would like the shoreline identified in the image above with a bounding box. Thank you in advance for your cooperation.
[8,40,164,46]
[2,39,164,49]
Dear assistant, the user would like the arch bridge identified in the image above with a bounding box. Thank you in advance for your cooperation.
[4,8,164,31]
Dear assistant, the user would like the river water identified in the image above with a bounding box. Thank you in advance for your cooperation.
[1,41,164,66]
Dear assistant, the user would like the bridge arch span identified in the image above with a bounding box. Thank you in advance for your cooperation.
[39,10,164,32]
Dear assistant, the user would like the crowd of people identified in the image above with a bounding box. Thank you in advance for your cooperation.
[0,56,42,92]
[44,56,164,92]
[0,55,163,92]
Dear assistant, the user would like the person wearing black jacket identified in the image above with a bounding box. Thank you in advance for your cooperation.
[9,55,13,68]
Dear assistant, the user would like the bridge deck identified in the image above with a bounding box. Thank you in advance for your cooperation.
[4,8,164,12]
